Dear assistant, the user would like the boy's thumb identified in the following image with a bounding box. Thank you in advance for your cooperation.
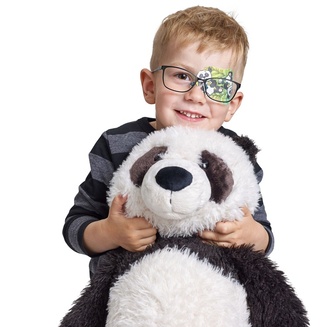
[111,194,128,209]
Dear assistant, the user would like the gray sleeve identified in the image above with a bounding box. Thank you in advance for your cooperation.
[254,167,274,256]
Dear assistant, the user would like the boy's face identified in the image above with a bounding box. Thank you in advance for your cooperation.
[141,42,243,131]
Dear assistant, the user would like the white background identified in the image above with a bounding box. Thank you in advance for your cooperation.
[1,0,326,326]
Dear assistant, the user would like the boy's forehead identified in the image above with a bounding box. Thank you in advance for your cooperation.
[161,41,238,73]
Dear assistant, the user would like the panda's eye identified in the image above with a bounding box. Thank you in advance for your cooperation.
[199,160,209,169]
[130,146,167,187]
[154,152,165,161]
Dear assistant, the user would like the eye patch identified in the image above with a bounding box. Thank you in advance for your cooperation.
[197,66,235,102]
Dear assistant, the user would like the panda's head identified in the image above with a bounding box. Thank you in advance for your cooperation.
[107,126,260,237]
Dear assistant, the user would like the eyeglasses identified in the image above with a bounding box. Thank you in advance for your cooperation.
[152,65,241,103]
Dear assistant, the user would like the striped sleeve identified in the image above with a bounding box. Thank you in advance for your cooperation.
[62,118,154,256]
[62,133,114,255]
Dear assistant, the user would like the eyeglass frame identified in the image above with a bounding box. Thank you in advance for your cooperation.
[152,65,241,103]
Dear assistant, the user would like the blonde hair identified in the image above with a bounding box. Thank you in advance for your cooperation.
[150,6,249,81]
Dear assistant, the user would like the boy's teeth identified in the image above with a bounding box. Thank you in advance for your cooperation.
[179,111,202,118]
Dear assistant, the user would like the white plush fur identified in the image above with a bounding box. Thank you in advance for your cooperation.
[107,126,260,237]
[106,247,250,327]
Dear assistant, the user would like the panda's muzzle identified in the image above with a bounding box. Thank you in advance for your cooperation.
[155,166,193,192]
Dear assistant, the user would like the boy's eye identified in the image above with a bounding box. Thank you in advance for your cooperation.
[175,72,191,81]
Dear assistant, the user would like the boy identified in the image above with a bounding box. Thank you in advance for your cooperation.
[63,6,274,276]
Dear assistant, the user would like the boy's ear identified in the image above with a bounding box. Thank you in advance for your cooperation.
[140,68,155,104]
[224,91,243,122]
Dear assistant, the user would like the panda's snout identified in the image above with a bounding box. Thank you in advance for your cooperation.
[155,166,193,192]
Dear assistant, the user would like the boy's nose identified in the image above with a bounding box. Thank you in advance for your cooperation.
[185,82,207,103]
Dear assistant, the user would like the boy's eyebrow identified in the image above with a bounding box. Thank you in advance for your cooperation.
[165,63,194,71]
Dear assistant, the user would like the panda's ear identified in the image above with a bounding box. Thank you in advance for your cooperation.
[230,135,260,165]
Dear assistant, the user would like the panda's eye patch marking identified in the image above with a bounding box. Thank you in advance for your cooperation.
[130,146,168,187]
[201,150,234,203]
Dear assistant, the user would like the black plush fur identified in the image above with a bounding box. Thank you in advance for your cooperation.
[230,134,260,166]
[60,236,309,327]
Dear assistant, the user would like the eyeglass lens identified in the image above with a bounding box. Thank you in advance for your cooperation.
[162,66,238,103]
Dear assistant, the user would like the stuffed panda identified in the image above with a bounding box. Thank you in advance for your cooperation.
[60,126,309,327]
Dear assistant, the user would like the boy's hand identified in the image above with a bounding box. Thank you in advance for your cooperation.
[83,194,157,255]
[198,207,269,252]
[105,194,157,252]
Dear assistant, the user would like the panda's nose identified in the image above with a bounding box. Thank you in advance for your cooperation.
[155,166,193,191]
